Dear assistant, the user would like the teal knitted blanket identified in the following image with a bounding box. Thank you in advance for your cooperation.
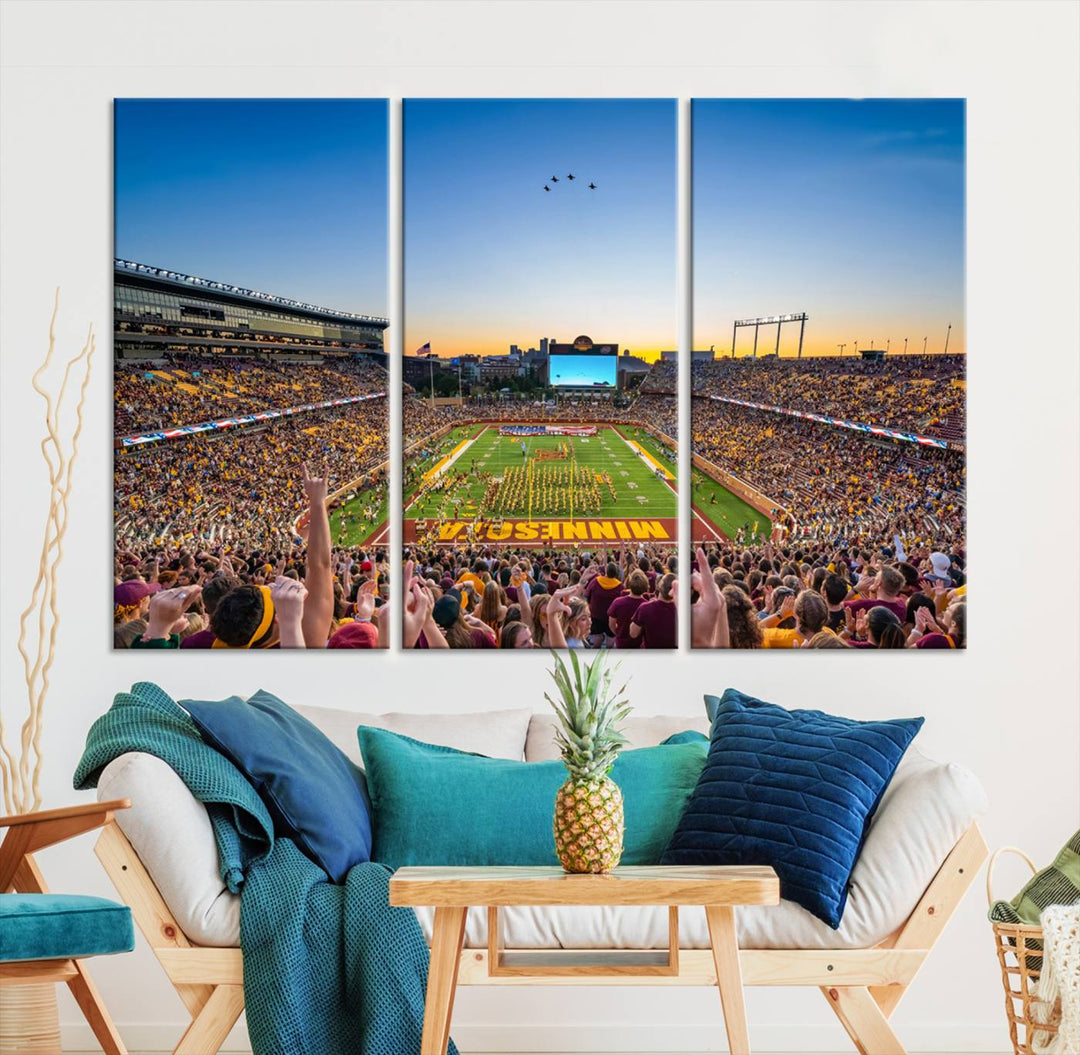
[74,682,456,1055]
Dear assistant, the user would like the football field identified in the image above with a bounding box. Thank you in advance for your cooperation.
[690,466,772,543]
[404,424,677,547]
[329,487,389,548]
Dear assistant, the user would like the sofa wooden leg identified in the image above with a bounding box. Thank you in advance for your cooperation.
[174,983,244,1055]
[871,984,908,1018]
[66,960,127,1055]
[822,985,905,1054]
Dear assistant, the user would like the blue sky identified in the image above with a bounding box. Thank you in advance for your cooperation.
[693,99,965,356]
[115,99,387,316]
[404,99,676,359]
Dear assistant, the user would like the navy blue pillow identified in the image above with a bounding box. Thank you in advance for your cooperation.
[182,690,371,882]
[662,688,923,928]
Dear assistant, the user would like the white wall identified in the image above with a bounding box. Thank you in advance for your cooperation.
[1,2,1077,1052]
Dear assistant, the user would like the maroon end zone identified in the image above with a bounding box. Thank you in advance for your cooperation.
[403,516,677,547]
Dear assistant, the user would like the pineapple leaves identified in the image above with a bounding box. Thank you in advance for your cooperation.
[546,650,631,778]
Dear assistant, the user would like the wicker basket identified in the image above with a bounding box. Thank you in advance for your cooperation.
[989,846,1062,1055]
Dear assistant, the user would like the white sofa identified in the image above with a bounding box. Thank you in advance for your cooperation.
[97,705,988,955]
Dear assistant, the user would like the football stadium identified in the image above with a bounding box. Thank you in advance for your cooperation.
[405,422,676,546]
[689,352,966,548]
[402,352,679,650]
[113,260,391,647]
[687,350,967,649]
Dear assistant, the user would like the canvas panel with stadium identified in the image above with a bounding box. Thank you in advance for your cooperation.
[113,99,390,651]
[403,99,678,650]
[690,99,966,651]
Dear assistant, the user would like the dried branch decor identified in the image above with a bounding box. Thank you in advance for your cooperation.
[0,291,95,814]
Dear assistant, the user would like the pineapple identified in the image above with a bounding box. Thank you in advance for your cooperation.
[546,650,632,874]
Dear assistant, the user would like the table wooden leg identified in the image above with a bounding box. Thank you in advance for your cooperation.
[705,905,751,1055]
[422,905,467,1055]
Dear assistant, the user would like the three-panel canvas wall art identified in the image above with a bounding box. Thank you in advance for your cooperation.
[112,98,966,651]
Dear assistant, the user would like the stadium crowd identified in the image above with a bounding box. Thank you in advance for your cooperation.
[116,400,387,549]
[685,541,966,649]
[629,394,677,440]
[115,356,387,433]
[401,543,678,649]
[693,400,964,546]
[691,354,965,440]
[114,463,390,650]
[403,391,677,451]
[638,357,676,394]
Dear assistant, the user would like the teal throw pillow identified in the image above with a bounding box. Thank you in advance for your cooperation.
[660,730,709,747]
[357,728,707,870]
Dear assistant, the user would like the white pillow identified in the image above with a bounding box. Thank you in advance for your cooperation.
[525,712,710,762]
[295,705,533,766]
[98,752,241,947]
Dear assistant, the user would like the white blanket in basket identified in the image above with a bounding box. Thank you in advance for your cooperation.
[1034,902,1080,1055]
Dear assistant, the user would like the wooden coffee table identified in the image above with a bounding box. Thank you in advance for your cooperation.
[389,864,780,1055]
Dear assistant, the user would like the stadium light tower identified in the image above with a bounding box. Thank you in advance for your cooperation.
[837,343,846,356]
[943,323,952,355]
[886,338,891,353]
[732,313,808,361]
[923,336,928,355]
[904,337,908,355]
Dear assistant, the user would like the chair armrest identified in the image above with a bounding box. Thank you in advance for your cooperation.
[0,799,131,829]
[1,799,131,890]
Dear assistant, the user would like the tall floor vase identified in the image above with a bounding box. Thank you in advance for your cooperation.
[0,983,61,1055]
[0,299,93,1055]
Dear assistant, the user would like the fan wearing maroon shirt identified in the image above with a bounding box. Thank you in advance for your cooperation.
[607,569,649,649]
[909,600,966,649]
[585,561,624,644]
[629,572,677,649]
[843,564,908,624]
[636,554,657,593]
[820,573,850,633]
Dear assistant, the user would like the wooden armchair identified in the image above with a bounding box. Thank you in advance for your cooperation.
[0,799,134,1055]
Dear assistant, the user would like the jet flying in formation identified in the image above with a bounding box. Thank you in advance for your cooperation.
[541,172,597,193]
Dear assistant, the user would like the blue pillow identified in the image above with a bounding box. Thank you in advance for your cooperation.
[704,695,722,724]
[662,688,923,928]
[182,690,371,882]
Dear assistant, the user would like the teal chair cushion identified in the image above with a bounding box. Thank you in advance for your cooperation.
[0,894,135,963]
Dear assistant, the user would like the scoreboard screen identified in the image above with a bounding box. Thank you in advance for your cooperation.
[549,347,618,389]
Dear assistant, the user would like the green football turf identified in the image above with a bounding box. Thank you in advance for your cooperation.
[690,466,772,542]
[621,425,676,470]
[329,487,388,547]
[405,424,677,521]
